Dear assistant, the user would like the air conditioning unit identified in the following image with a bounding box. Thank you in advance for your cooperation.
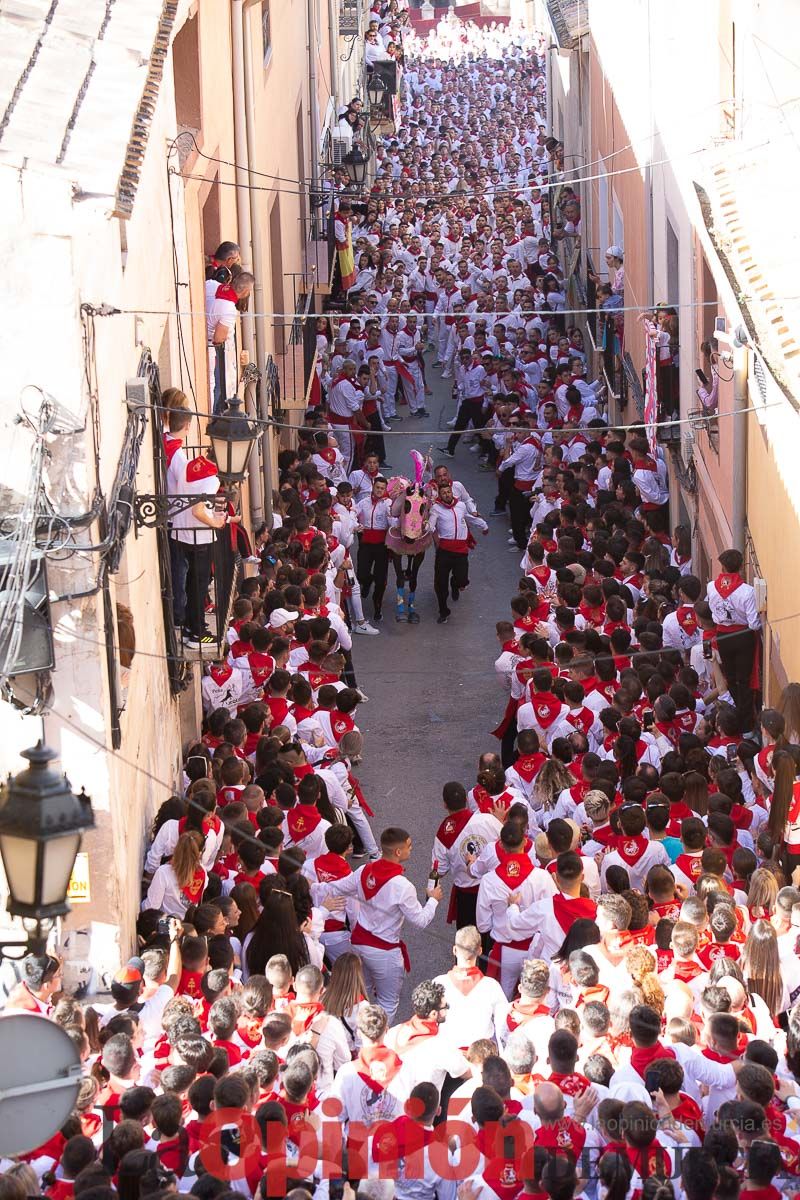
[682,428,695,462]
[753,576,767,612]
[330,136,350,167]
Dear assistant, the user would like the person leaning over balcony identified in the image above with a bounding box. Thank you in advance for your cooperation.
[206,271,254,415]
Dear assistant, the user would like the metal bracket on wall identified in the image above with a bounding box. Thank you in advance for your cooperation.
[132,494,224,531]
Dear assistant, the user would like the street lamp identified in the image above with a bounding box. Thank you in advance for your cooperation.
[342,146,370,189]
[0,743,94,957]
[206,397,260,485]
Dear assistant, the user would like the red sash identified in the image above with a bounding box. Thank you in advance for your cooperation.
[351,923,410,972]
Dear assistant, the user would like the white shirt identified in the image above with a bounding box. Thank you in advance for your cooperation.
[313,865,438,944]
[145,817,224,875]
[706,576,761,630]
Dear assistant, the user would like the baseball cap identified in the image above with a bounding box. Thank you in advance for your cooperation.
[269,608,299,629]
[113,956,145,985]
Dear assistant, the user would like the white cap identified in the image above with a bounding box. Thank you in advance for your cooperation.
[606,244,623,259]
[268,608,299,629]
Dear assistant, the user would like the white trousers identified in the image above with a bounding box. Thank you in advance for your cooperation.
[401,362,424,411]
[356,943,405,1022]
[320,930,352,963]
[499,946,529,999]
[383,366,399,417]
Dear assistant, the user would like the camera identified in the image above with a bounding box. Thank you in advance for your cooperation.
[157,917,171,937]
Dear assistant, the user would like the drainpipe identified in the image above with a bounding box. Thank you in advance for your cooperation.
[328,0,339,117]
[731,344,748,553]
[230,0,264,528]
[241,0,274,527]
[308,0,322,242]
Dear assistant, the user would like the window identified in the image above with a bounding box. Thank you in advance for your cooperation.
[262,1,271,64]
[612,199,624,257]
[172,15,201,132]
[666,218,679,307]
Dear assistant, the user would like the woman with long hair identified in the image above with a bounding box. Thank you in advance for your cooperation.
[597,1152,634,1200]
[243,886,310,981]
[323,952,367,1051]
[746,869,779,922]
[625,944,665,1016]
[613,734,638,782]
[230,882,261,944]
[740,919,786,1016]
[531,757,574,814]
[766,748,800,872]
[142,832,205,918]
[683,771,709,818]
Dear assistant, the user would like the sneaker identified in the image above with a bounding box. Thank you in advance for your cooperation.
[357,690,369,703]
[507,537,518,545]
[407,609,420,624]
[446,418,458,428]
[382,424,392,432]
[442,370,453,379]
[440,449,455,459]
[468,444,480,453]
[490,509,506,517]
[451,584,460,602]
[437,611,450,624]
[373,608,383,623]
[353,621,380,635]
[184,631,217,650]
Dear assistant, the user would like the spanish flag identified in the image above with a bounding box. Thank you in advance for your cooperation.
[336,215,356,291]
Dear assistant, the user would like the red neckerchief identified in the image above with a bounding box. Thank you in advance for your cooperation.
[591,823,616,847]
[287,999,324,1035]
[578,601,605,626]
[476,1130,524,1200]
[360,859,403,900]
[163,434,182,467]
[216,282,238,302]
[287,804,322,842]
[313,852,351,883]
[702,1047,740,1064]
[447,965,484,996]
[372,1115,432,1163]
[355,1044,403,1093]
[177,968,204,998]
[511,752,546,783]
[436,808,473,849]
[547,1071,590,1097]
[676,605,699,635]
[506,997,551,1031]
[576,983,610,1007]
[614,835,649,865]
[392,1015,440,1054]
[501,638,521,654]
[630,1041,676,1078]
[715,572,744,600]
[675,851,703,881]
[529,692,562,728]
[473,787,513,814]
[181,866,205,904]
[535,1116,587,1155]
[496,852,535,889]
[552,893,596,932]
[673,959,704,981]
[653,899,682,921]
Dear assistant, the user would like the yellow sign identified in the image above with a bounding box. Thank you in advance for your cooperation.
[67,853,91,903]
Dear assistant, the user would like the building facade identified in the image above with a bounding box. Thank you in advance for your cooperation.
[0,0,338,985]
[547,0,800,698]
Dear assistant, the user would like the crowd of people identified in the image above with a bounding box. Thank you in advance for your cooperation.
[4,8,800,1200]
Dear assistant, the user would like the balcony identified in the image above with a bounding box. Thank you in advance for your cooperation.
[339,0,361,35]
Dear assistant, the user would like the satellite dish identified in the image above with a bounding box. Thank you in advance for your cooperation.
[0,1013,82,1155]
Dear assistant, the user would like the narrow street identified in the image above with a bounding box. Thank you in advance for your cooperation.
[354,357,514,1006]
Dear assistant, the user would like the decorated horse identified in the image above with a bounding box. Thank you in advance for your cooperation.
[385,449,434,623]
